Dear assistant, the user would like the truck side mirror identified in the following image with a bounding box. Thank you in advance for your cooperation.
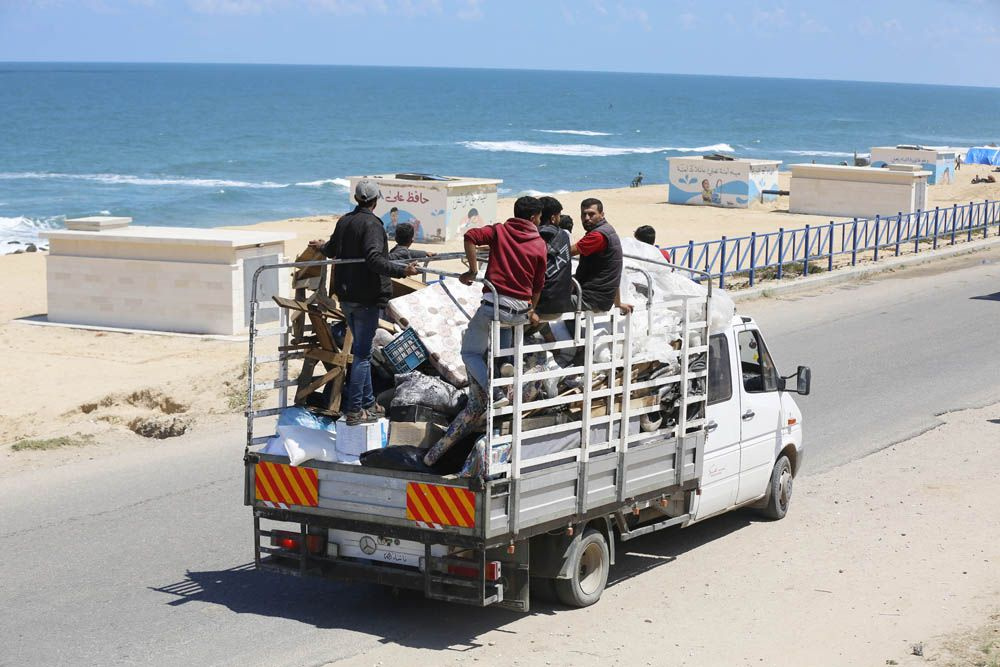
[796,366,811,396]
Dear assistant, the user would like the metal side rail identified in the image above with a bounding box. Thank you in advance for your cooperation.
[615,510,691,542]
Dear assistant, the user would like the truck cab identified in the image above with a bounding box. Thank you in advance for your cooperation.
[695,315,808,521]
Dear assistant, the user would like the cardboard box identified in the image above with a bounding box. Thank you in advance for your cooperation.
[336,418,389,457]
[388,420,446,449]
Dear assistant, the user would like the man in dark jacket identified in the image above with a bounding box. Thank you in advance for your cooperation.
[572,197,632,315]
[535,196,573,320]
[310,179,419,425]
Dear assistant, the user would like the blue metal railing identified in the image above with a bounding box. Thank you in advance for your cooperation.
[663,199,1000,289]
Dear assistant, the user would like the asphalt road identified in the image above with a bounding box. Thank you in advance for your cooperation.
[2,247,998,666]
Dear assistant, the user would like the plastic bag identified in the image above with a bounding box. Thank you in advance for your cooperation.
[277,406,337,432]
[276,425,338,466]
[392,372,468,417]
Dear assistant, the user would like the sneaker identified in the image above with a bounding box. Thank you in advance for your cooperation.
[363,402,386,418]
[344,409,378,426]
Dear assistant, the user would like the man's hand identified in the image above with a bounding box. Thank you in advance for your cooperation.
[459,270,477,285]
[426,251,437,258]
[619,302,634,315]
[308,238,325,249]
[404,262,420,277]
[528,311,540,326]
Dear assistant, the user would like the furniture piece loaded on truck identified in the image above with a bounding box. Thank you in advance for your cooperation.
[242,253,811,612]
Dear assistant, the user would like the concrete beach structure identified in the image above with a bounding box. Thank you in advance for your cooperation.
[788,164,930,219]
[351,173,503,243]
[667,156,781,209]
[42,219,293,335]
[870,146,958,185]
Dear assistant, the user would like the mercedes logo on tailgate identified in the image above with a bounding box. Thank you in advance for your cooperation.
[359,536,377,555]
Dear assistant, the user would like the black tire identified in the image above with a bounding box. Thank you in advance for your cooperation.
[530,576,558,603]
[759,455,793,520]
[554,529,610,608]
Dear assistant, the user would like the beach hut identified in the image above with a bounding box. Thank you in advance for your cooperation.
[869,146,958,184]
[42,218,294,336]
[350,174,502,243]
[667,156,781,208]
[788,164,930,219]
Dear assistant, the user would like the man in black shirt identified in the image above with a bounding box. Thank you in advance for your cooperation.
[388,223,436,262]
[310,179,419,425]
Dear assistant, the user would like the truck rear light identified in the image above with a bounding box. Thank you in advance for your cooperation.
[270,530,324,555]
[447,560,501,581]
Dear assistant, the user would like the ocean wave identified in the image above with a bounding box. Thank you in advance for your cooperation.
[535,129,614,137]
[510,189,572,198]
[0,215,62,255]
[295,178,350,188]
[460,141,734,157]
[780,150,858,158]
[0,171,288,189]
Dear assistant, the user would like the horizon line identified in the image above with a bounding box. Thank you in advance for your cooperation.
[2,59,997,92]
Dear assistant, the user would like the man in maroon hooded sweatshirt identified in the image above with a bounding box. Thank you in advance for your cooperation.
[423,196,547,466]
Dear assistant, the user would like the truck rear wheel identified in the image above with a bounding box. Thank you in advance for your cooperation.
[554,529,609,607]
[760,455,793,520]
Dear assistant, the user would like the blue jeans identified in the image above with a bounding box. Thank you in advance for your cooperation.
[461,302,524,391]
[341,302,380,414]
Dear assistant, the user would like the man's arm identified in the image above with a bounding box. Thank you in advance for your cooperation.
[459,238,479,285]
[614,287,633,315]
[363,224,417,278]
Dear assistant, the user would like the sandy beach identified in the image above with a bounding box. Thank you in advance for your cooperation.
[2,163,999,451]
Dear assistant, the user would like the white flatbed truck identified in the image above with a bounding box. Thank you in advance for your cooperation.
[242,255,810,611]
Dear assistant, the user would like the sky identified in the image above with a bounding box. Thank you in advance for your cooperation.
[1,0,999,87]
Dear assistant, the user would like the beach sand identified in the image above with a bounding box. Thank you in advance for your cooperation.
[2,164,999,450]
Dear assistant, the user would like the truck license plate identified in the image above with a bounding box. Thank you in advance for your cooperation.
[328,528,446,570]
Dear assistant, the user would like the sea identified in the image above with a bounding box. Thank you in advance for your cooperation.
[3,62,1000,252]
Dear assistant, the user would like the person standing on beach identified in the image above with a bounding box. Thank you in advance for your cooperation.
[571,197,632,314]
[423,196,548,467]
[309,179,419,426]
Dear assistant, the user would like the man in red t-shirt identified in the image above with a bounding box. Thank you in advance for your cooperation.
[423,196,548,467]
[634,225,671,262]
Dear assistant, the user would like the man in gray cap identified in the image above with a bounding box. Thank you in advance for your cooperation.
[310,179,419,425]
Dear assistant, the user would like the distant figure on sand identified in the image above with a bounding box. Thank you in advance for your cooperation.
[971,174,996,184]
[634,225,671,262]
[630,172,644,187]
[955,155,962,171]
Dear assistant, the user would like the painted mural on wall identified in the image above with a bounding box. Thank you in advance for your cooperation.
[668,159,780,209]
[869,148,954,185]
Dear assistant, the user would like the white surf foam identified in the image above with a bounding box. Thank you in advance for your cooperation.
[781,150,857,158]
[295,178,351,188]
[0,215,62,254]
[0,172,288,189]
[535,129,614,137]
[460,141,734,157]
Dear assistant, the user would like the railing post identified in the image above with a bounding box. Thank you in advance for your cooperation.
[719,236,727,289]
[827,221,835,272]
[932,207,940,249]
[687,240,694,270]
[914,209,922,254]
[851,218,858,266]
[968,202,974,242]
[749,232,757,287]
[873,215,881,262]
[985,200,990,239]
[777,227,785,280]
[951,203,958,245]
[803,224,811,276]
[895,212,903,256]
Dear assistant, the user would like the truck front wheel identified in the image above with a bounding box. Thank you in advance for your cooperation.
[760,455,793,520]
[554,529,609,607]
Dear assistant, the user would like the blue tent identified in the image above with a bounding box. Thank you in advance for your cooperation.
[965,147,1000,165]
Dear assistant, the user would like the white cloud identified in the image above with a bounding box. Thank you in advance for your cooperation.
[617,3,649,31]
[188,0,275,15]
[679,11,696,30]
[560,3,576,25]
[799,12,828,34]
[456,0,482,21]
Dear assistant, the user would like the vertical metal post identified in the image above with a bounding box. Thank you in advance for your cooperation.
[687,240,694,271]
[851,218,858,266]
[719,236,727,289]
[985,200,990,239]
[873,215,881,262]
[896,211,903,257]
[968,202,974,242]
[827,221,834,272]
[508,321,524,537]
[802,225,811,276]
[914,209,922,254]
[749,232,757,287]
[776,227,785,280]
[932,207,940,249]
[951,204,958,245]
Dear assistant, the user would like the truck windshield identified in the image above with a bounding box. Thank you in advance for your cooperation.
[737,329,780,393]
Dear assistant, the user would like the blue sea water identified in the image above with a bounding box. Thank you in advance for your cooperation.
[2,62,1000,250]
